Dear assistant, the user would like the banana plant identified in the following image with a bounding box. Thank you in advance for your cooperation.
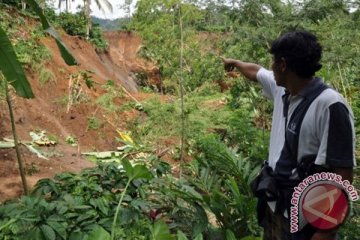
[26,0,77,66]
[0,26,34,98]
[0,0,77,195]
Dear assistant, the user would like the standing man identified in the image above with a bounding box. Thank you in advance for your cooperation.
[222,31,355,240]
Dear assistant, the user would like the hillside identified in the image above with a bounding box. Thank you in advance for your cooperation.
[0,25,156,202]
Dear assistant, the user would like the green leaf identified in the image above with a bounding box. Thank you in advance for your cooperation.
[76,211,96,223]
[131,165,153,180]
[130,199,150,211]
[192,204,208,237]
[69,231,88,240]
[24,226,44,240]
[193,234,203,240]
[40,224,56,240]
[120,207,139,224]
[24,0,77,66]
[52,31,78,65]
[0,218,17,232]
[240,236,262,240]
[177,230,188,240]
[9,220,23,234]
[90,198,109,216]
[225,229,236,240]
[63,194,75,205]
[47,214,66,222]
[150,220,174,240]
[228,177,241,201]
[57,205,68,215]
[182,185,203,200]
[121,159,133,178]
[87,225,110,240]
[98,217,113,229]
[47,220,67,240]
[121,159,152,181]
[0,26,34,98]
[73,205,92,210]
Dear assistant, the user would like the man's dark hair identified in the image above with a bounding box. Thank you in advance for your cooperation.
[270,31,322,78]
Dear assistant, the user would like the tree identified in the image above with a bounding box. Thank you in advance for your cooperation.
[83,0,112,39]
[58,0,72,12]
[299,0,349,23]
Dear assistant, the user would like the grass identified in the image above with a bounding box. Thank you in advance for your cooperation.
[87,117,102,130]
[27,162,40,176]
[38,66,56,86]
[127,92,234,149]
[95,93,119,112]
[95,82,125,112]
[123,86,270,163]
[54,94,69,107]
[47,134,59,143]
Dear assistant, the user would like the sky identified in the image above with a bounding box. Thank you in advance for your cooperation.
[50,0,137,19]
[50,0,359,19]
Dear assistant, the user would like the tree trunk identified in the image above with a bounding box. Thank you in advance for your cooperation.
[5,82,28,195]
[84,0,91,39]
[178,3,186,164]
[21,0,26,10]
[58,0,62,13]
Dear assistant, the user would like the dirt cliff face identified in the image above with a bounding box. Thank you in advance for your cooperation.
[42,32,139,92]
[0,30,154,202]
[104,31,163,92]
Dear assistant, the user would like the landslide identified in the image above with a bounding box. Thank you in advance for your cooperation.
[0,15,157,202]
[103,31,161,90]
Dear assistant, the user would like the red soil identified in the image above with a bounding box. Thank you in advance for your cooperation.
[0,30,160,203]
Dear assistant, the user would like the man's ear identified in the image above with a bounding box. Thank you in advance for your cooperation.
[280,57,287,72]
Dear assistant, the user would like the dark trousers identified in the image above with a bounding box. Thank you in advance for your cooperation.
[263,205,317,240]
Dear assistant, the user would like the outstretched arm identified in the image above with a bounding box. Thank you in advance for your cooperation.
[221,57,262,82]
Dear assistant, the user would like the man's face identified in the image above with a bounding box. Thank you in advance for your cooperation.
[271,57,286,87]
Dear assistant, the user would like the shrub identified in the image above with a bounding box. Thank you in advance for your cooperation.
[57,11,108,52]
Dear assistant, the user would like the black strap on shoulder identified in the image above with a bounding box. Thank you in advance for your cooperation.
[274,79,329,177]
[273,79,329,215]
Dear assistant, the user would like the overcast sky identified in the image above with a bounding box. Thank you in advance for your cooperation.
[50,0,137,19]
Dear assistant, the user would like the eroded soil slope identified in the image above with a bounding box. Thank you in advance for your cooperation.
[0,30,155,202]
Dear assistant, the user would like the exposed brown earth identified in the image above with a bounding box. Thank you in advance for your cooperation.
[0,30,160,203]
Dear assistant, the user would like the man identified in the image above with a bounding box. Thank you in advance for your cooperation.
[222,31,355,240]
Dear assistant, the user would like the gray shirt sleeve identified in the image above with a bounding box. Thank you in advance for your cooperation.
[256,68,279,101]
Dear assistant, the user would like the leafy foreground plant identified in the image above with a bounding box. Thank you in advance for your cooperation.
[0,161,150,240]
[0,156,189,240]
[189,135,262,238]
[0,142,262,240]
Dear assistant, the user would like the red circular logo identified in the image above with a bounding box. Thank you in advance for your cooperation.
[301,183,349,230]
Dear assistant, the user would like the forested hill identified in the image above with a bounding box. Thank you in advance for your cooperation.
[91,16,129,30]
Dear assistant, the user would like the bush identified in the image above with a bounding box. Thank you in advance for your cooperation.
[56,11,108,52]
[57,11,87,36]
[190,135,262,238]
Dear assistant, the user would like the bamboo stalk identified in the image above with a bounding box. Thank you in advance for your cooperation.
[330,32,349,102]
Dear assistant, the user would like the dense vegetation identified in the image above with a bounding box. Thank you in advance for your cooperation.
[0,0,359,239]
